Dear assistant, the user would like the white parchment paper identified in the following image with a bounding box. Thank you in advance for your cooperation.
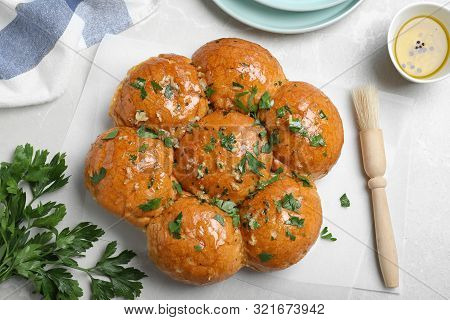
[59,34,413,298]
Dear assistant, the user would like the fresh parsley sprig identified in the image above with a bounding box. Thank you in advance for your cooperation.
[0,144,146,300]
[211,198,240,228]
[237,152,266,177]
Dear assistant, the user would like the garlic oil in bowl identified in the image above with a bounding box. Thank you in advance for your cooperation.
[395,16,449,78]
[388,3,450,83]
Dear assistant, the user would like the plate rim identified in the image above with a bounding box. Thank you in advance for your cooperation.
[253,0,348,12]
[211,0,364,34]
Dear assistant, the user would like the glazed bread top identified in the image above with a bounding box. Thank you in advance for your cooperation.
[84,127,175,228]
[260,81,344,179]
[146,197,244,285]
[192,38,286,113]
[173,111,273,203]
[109,54,209,138]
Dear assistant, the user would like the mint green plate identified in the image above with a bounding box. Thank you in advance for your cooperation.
[212,0,363,34]
[254,0,348,12]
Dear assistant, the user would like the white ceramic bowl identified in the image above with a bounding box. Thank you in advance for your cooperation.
[387,2,450,83]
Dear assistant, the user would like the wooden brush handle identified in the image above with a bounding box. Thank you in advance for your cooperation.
[361,129,399,288]
[368,178,399,288]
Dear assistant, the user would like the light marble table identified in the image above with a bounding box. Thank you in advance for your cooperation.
[0,0,449,300]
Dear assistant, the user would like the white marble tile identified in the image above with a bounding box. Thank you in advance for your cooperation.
[0,0,449,300]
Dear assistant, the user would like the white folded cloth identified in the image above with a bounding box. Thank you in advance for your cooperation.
[0,0,158,108]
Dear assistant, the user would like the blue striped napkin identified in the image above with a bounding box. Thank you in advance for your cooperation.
[0,0,158,108]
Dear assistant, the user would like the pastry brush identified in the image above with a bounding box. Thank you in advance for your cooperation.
[352,85,399,288]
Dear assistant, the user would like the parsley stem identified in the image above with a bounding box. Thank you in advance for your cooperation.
[0,230,10,261]
[0,144,146,299]
[29,195,41,207]
[40,260,95,279]
[69,265,95,279]
[0,264,15,282]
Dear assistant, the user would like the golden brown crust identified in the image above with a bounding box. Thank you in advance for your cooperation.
[84,127,175,228]
[259,81,344,179]
[173,111,273,203]
[192,38,286,113]
[146,197,244,285]
[239,175,322,271]
[109,54,209,138]
[84,39,346,286]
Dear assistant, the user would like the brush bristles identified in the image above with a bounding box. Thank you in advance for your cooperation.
[352,85,379,130]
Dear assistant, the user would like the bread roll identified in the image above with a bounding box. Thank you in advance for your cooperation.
[85,127,174,228]
[147,197,244,285]
[173,111,272,203]
[192,38,286,113]
[260,81,344,179]
[240,175,322,271]
[110,54,208,138]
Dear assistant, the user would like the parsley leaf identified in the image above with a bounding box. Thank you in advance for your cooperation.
[319,110,328,119]
[247,86,258,113]
[285,216,304,228]
[205,86,215,98]
[253,141,260,156]
[232,81,244,89]
[130,78,147,100]
[256,174,279,190]
[0,144,146,300]
[211,198,240,227]
[244,152,265,177]
[90,241,146,299]
[213,214,225,226]
[292,172,312,188]
[130,77,145,89]
[289,117,308,136]
[136,126,158,139]
[138,198,161,211]
[274,167,283,174]
[269,130,280,146]
[340,193,350,207]
[258,91,273,110]
[164,85,174,99]
[163,137,174,148]
[237,156,247,175]
[138,143,148,153]
[249,218,261,230]
[129,154,137,162]
[309,134,326,147]
[102,129,119,140]
[258,252,273,262]
[14,146,70,199]
[235,93,249,113]
[218,130,236,152]
[150,80,163,93]
[172,181,182,194]
[168,212,182,239]
[320,227,337,241]
[194,244,203,252]
[91,167,106,185]
[261,142,271,154]
[136,128,176,149]
[288,117,326,147]
[285,229,296,241]
[276,105,292,118]
[203,136,217,153]
[259,129,267,138]
[258,91,271,110]
[276,193,301,213]
[197,163,207,179]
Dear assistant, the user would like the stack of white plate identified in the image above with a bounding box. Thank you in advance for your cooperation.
[212,0,364,34]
